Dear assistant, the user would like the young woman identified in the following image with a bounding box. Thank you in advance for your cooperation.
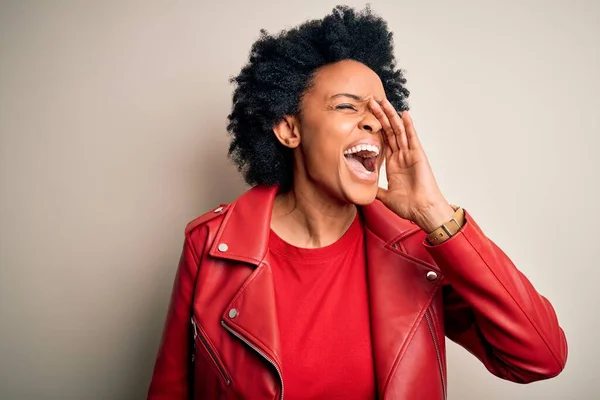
[148,6,567,399]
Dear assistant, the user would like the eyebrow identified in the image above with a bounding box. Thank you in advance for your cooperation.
[330,93,364,101]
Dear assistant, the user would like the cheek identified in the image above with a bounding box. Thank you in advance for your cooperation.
[303,140,343,175]
[311,117,357,150]
[300,114,360,175]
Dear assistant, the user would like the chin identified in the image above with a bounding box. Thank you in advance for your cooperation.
[342,181,378,206]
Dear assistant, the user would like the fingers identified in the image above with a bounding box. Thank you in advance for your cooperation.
[401,111,422,151]
[369,98,399,152]
[381,99,409,150]
[369,98,419,153]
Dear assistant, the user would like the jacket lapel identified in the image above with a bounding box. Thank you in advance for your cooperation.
[362,202,443,396]
[221,261,284,368]
[208,186,284,375]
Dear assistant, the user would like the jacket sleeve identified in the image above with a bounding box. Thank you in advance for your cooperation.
[147,232,203,399]
[423,209,567,383]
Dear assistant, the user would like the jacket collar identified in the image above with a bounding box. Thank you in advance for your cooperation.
[208,185,276,265]
[208,184,423,264]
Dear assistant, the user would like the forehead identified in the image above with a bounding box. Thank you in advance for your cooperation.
[309,60,386,101]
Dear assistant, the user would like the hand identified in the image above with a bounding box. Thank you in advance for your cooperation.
[369,99,455,233]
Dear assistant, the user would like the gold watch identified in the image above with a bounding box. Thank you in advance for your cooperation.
[426,205,465,245]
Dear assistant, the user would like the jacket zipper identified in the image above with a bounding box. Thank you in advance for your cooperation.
[191,317,232,386]
[221,320,284,400]
[425,310,447,400]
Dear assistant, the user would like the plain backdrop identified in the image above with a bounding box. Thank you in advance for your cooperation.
[1,1,598,399]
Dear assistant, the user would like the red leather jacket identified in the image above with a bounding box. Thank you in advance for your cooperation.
[148,185,567,399]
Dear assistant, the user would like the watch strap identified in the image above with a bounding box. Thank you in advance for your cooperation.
[426,205,465,245]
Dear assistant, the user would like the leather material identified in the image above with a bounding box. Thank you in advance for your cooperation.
[148,185,567,400]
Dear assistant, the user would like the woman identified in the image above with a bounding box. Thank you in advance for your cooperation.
[148,6,567,399]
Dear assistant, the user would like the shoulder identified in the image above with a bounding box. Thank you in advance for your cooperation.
[184,203,231,236]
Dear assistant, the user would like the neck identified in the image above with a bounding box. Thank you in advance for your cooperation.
[271,183,357,249]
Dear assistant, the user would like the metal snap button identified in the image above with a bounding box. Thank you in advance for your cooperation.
[228,308,238,319]
[218,243,229,252]
[214,206,223,213]
[426,271,438,281]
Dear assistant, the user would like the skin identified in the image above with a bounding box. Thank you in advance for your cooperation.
[271,59,454,248]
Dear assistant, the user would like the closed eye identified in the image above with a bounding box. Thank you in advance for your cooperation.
[335,104,357,111]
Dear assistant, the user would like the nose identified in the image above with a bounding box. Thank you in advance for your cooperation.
[359,110,382,134]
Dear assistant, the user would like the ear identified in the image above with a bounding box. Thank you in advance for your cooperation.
[272,115,301,149]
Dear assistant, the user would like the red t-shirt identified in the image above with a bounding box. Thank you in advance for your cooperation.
[269,214,377,400]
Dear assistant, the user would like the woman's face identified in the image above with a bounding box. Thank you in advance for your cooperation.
[276,59,387,205]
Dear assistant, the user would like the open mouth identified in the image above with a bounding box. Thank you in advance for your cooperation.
[343,144,380,176]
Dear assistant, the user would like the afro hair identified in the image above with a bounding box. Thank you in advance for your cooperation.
[226,5,410,191]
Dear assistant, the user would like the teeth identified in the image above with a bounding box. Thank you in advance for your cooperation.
[343,144,380,157]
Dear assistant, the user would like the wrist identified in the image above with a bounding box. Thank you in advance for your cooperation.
[424,205,465,245]
[413,202,455,234]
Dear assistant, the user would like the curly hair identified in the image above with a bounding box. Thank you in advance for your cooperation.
[226,5,410,191]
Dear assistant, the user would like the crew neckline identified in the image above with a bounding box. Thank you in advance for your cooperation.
[269,213,363,262]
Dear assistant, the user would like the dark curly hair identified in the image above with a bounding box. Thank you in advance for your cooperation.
[226,5,410,191]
